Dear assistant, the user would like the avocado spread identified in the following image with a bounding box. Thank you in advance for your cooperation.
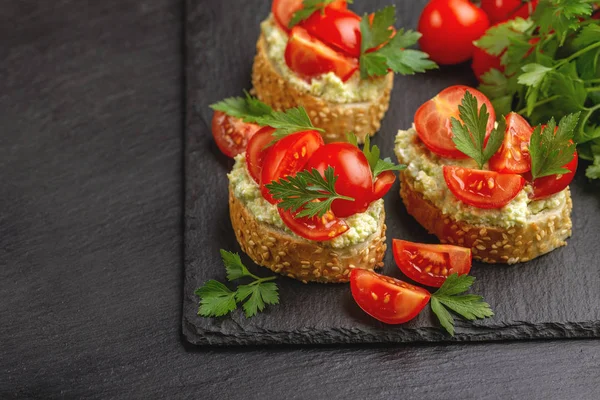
[228,154,383,249]
[394,127,567,228]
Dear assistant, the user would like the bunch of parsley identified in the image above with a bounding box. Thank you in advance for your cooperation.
[475,0,600,179]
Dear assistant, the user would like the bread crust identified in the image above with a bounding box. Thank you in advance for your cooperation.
[252,33,394,144]
[229,188,386,283]
[399,172,573,264]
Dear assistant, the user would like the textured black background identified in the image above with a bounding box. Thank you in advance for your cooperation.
[2,0,600,398]
[185,0,600,345]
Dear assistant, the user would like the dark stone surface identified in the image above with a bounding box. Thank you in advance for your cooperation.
[184,0,600,346]
[2,0,600,398]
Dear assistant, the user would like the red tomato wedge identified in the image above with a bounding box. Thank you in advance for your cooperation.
[246,126,276,184]
[285,26,358,82]
[489,112,534,174]
[305,143,373,218]
[443,166,525,209]
[529,151,578,200]
[392,240,472,288]
[301,8,362,58]
[415,86,496,159]
[279,206,348,241]
[350,269,431,325]
[260,130,324,204]
[371,171,396,201]
[211,111,261,158]
[272,0,348,31]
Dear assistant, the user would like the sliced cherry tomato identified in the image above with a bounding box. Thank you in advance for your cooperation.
[260,130,324,204]
[506,0,539,21]
[279,206,348,241]
[371,171,396,201]
[301,8,361,58]
[529,151,578,200]
[350,269,431,325]
[246,126,276,184]
[272,0,348,32]
[415,85,496,159]
[211,111,261,158]
[489,112,534,174]
[285,26,358,82]
[418,0,490,65]
[443,166,525,209]
[305,143,373,217]
[472,46,504,82]
[392,240,472,288]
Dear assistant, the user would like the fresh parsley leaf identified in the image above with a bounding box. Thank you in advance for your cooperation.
[220,249,251,281]
[360,5,397,53]
[529,113,579,179]
[289,0,354,28]
[362,135,405,178]
[210,91,272,123]
[518,63,553,87]
[254,106,324,140]
[572,24,600,49]
[346,132,359,147]
[196,280,238,317]
[430,273,494,336]
[586,155,600,179]
[266,167,354,218]
[533,0,592,45]
[475,18,533,57]
[451,90,505,169]
[236,282,280,318]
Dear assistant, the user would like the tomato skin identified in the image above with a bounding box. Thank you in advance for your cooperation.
[489,112,534,174]
[305,143,373,217]
[529,151,578,200]
[301,8,361,58]
[246,127,276,184]
[350,269,431,325]
[418,0,490,65]
[272,0,348,31]
[481,0,523,24]
[472,46,504,82]
[443,166,526,209]
[279,207,348,241]
[392,240,472,288]
[211,111,261,158]
[506,0,538,21]
[285,26,359,82]
[260,130,324,204]
[371,171,396,202]
[414,85,496,159]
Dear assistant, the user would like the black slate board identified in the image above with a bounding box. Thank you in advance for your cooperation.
[184,0,600,346]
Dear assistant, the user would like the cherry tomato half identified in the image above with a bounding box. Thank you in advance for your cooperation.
[211,111,261,158]
[301,8,361,58]
[489,112,533,174]
[529,151,578,200]
[418,0,490,65]
[272,0,348,31]
[415,85,496,159]
[350,269,431,325]
[371,171,396,202]
[392,239,472,288]
[443,165,525,209]
[246,126,276,184]
[305,143,373,218]
[279,206,348,241]
[261,130,324,204]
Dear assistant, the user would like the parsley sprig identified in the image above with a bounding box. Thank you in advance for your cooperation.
[289,0,354,28]
[196,250,279,318]
[359,5,437,79]
[348,133,406,178]
[210,91,273,123]
[430,273,494,336]
[451,91,506,169]
[529,112,579,179]
[266,167,354,218]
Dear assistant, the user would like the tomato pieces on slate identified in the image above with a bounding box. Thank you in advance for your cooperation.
[279,206,349,241]
[371,171,396,202]
[529,151,578,200]
[212,111,261,158]
[393,240,472,288]
[260,130,324,204]
[350,269,431,324]
[246,126,276,184]
[301,7,362,58]
[272,0,348,31]
[443,166,525,209]
[489,112,534,174]
[415,86,496,159]
[285,26,358,82]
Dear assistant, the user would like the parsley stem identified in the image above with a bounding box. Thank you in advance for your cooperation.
[248,275,277,286]
[516,94,561,115]
[555,41,600,69]
[586,79,600,85]
[586,87,600,93]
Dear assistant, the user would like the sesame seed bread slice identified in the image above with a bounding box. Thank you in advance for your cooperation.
[251,33,394,144]
[229,187,387,283]
[399,171,573,264]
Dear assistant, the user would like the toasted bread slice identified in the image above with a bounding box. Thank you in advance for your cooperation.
[252,33,393,144]
[399,171,573,264]
[229,188,386,283]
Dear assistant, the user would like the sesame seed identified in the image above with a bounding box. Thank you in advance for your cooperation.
[476,245,486,251]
